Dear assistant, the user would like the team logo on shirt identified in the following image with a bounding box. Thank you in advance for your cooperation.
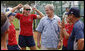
[29,19,31,21]
[66,29,68,31]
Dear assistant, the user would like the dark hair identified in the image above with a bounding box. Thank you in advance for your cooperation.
[66,7,69,10]
[1,12,7,27]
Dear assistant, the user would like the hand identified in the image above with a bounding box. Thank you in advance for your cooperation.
[61,17,65,28]
[32,7,37,11]
[17,4,23,9]
[37,42,41,49]
[57,41,62,49]
[58,21,62,29]
[66,17,69,23]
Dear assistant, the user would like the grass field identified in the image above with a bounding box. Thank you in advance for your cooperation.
[13,18,19,30]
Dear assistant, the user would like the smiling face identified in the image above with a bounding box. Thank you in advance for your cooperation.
[45,4,54,17]
[8,15,15,22]
[68,14,76,23]
[45,7,53,16]
[23,5,31,15]
[66,8,69,12]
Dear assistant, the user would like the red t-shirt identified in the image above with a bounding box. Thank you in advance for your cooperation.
[63,23,74,47]
[15,13,37,36]
[8,23,17,45]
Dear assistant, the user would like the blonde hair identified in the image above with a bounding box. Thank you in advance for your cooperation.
[23,4,32,12]
[45,4,54,11]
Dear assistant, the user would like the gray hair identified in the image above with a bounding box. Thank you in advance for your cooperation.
[45,4,54,11]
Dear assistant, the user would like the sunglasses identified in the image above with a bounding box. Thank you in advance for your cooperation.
[25,9,31,11]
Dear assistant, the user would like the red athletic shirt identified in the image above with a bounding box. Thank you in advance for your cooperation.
[63,23,74,47]
[15,13,37,36]
[8,23,17,45]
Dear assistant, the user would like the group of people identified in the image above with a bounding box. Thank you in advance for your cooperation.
[1,3,84,50]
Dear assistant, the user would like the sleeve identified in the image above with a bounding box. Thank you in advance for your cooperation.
[36,19,43,33]
[58,25,60,33]
[57,17,61,22]
[56,17,61,33]
[57,25,61,41]
[15,13,21,19]
[32,14,37,19]
[74,24,84,40]
[5,11,17,17]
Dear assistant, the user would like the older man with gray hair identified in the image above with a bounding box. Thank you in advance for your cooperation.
[36,4,62,50]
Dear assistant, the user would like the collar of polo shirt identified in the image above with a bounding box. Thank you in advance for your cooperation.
[47,15,56,21]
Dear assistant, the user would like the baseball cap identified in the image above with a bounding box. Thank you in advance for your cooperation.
[6,7,12,12]
[6,8,16,17]
[67,7,80,18]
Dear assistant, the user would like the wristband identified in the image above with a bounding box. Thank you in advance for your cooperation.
[59,39,62,42]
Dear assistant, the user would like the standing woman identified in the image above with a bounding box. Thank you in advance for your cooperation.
[7,4,44,50]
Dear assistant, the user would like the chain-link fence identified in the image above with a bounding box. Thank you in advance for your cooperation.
[33,1,84,31]
[1,1,84,30]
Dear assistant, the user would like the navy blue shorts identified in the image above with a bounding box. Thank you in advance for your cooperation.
[18,35,35,47]
[62,45,67,50]
[7,45,20,50]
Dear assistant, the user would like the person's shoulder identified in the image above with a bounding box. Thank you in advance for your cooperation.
[17,13,23,16]
[74,20,84,26]
[54,15,61,21]
[74,20,84,29]
[40,16,47,21]
[54,15,61,19]
[63,11,66,14]
[20,13,23,16]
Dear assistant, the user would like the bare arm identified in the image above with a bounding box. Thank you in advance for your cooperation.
[57,21,64,38]
[5,4,23,17]
[11,6,18,12]
[11,4,23,13]
[5,7,18,17]
[61,17,70,39]
[60,28,64,38]
[77,38,84,50]
[32,8,44,19]
[57,30,63,49]
[37,31,41,48]
[63,28,70,39]
[1,29,9,50]
[37,32,41,43]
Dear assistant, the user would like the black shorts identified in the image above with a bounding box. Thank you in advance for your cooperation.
[18,35,35,47]
[7,45,20,50]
